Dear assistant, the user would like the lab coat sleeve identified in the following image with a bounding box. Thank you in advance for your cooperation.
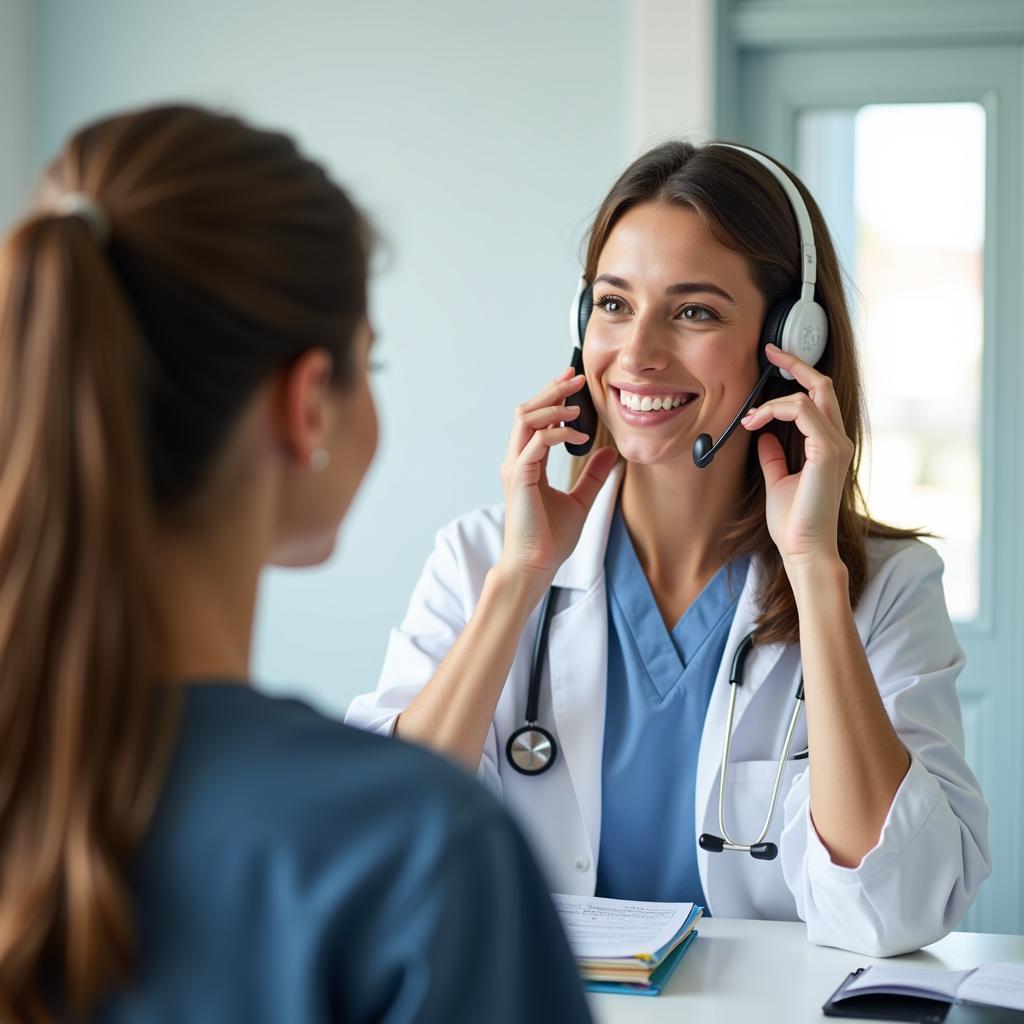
[779,541,991,957]
[344,518,505,800]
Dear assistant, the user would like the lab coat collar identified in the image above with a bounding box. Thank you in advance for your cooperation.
[547,458,790,882]
[553,458,782,697]
[702,548,790,732]
[720,551,788,695]
[551,461,624,591]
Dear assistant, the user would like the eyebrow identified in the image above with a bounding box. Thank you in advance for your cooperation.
[593,273,736,305]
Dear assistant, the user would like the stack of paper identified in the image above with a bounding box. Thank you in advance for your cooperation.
[552,894,702,997]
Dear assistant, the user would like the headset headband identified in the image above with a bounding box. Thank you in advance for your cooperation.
[713,144,818,303]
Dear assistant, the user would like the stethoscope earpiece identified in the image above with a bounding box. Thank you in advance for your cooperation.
[699,832,779,861]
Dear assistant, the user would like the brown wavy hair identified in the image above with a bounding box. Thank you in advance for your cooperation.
[570,140,921,645]
[0,105,371,1020]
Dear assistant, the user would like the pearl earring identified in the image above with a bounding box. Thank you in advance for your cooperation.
[310,448,330,472]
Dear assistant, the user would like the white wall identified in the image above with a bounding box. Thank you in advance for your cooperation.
[35,0,633,716]
[0,0,33,230]
[630,0,717,150]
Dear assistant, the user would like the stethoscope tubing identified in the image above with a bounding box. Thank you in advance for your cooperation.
[509,600,808,860]
[715,668,805,851]
[526,587,556,725]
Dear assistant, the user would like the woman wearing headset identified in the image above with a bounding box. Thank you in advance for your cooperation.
[0,106,592,1022]
[348,141,991,957]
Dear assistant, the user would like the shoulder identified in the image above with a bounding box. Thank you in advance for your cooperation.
[433,501,506,564]
[412,503,507,609]
[158,687,505,873]
[862,535,945,604]
[858,536,953,638]
[129,688,537,1020]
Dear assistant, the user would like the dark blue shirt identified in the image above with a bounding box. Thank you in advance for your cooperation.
[94,685,592,1023]
[596,506,747,904]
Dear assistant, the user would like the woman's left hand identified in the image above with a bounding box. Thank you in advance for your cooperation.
[740,343,854,574]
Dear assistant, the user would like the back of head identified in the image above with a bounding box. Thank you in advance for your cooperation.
[0,104,370,1020]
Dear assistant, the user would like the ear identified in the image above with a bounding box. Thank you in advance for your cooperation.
[274,348,335,468]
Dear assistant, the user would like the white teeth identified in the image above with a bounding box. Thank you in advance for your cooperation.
[618,389,689,412]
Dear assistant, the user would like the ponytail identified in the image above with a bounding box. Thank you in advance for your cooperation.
[0,213,177,1020]
[0,101,372,1019]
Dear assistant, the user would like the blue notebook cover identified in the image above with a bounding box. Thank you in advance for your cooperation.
[584,929,698,997]
[650,905,702,961]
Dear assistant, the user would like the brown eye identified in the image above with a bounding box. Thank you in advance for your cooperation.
[680,304,717,322]
[596,295,628,315]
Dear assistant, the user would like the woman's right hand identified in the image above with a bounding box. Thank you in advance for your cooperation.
[393,370,616,768]
[497,368,618,591]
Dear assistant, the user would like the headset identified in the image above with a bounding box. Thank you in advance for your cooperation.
[562,144,829,467]
[505,145,830,784]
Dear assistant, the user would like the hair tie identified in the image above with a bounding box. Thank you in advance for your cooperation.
[54,193,110,246]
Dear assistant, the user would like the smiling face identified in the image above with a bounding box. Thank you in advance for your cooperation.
[583,201,767,468]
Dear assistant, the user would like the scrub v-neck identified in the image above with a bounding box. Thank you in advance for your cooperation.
[595,502,749,904]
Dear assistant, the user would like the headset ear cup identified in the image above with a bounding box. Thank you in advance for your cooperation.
[565,348,597,455]
[781,299,828,369]
[566,282,597,456]
[577,284,594,345]
[760,299,794,371]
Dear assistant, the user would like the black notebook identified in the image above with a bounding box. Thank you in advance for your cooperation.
[824,964,1024,1023]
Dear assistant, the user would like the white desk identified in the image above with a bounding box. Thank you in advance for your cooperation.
[589,918,1024,1023]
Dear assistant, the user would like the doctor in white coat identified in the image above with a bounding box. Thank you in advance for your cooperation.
[347,141,990,957]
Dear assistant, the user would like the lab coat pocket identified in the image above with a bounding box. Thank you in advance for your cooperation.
[714,758,808,920]
[723,757,808,837]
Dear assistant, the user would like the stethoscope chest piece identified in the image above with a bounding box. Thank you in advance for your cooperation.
[506,587,562,776]
[506,725,557,776]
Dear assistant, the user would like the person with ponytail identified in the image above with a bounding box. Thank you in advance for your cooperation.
[0,105,593,1023]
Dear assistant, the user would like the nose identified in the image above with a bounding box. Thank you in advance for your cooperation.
[618,315,671,376]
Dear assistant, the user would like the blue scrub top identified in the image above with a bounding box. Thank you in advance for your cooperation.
[92,686,592,1024]
[596,505,748,905]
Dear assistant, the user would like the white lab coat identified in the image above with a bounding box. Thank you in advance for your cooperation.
[346,464,990,956]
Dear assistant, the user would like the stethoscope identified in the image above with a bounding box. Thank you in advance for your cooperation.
[505,587,561,776]
[505,598,807,862]
[697,632,806,862]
